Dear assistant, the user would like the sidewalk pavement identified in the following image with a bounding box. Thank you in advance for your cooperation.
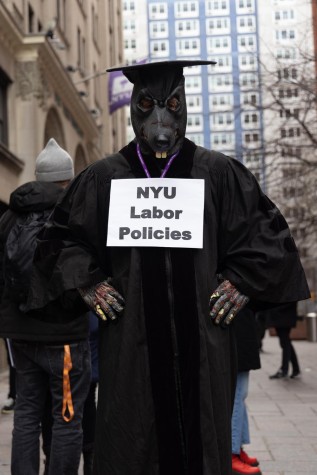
[0,334,316,475]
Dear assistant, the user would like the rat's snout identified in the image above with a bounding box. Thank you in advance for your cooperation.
[154,134,170,151]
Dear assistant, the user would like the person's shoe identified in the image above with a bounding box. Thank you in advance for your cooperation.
[232,455,261,474]
[269,370,287,379]
[290,369,301,379]
[1,397,15,414]
[240,448,259,466]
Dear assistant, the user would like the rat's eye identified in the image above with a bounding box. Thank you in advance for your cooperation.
[167,97,180,111]
[138,97,154,111]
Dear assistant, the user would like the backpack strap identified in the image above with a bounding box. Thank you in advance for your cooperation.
[62,344,74,422]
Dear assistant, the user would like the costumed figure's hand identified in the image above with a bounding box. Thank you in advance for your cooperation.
[209,279,249,327]
[78,280,125,322]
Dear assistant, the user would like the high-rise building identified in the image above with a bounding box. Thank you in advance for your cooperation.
[122,0,317,293]
[123,0,265,181]
[258,0,317,283]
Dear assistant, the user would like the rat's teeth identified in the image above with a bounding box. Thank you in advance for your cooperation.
[162,152,167,158]
[155,152,162,158]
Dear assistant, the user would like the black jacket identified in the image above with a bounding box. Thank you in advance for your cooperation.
[257,302,298,329]
[0,181,88,342]
[233,308,261,372]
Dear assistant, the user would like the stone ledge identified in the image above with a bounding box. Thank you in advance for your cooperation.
[0,143,24,171]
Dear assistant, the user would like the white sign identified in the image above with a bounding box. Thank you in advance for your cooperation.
[107,178,205,248]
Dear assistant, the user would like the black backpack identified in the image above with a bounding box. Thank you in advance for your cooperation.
[4,210,51,303]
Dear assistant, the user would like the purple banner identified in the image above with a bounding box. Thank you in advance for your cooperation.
[108,70,133,114]
[108,58,147,114]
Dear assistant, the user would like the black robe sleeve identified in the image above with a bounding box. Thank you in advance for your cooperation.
[215,156,310,305]
[26,159,115,315]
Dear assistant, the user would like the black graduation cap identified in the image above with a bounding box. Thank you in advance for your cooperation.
[106,60,216,84]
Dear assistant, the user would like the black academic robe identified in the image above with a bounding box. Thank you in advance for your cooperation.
[27,139,310,475]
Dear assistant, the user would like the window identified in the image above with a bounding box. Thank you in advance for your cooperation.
[244,152,260,163]
[244,132,259,143]
[151,40,168,54]
[124,1,135,11]
[57,0,67,32]
[242,92,257,105]
[124,18,136,30]
[209,94,233,109]
[176,38,200,55]
[175,1,199,17]
[211,112,234,127]
[236,0,255,13]
[187,114,203,130]
[276,48,296,60]
[238,35,256,50]
[92,5,99,44]
[237,15,255,32]
[150,21,168,37]
[93,63,100,106]
[280,108,300,119]
[28,3,34,33]
[0,68,11,146]
[213,56,232,71]
[186,133,204,145]
[124,38,137,50]
[149,2,168,19]
[206,17,229,34]
[276,29,296,41]
[281,146,302,159]
[185,76,202,92]
[283,187,296,199]
[205,0,230,16]
[176,19,199,36]
[239,55,256,69]
[77,28,82,70]
[240,73,258,88]
[277,68,297,80]
[211,132,235,147]
[209,75,233,91]
[243,113,258,124]
[187,95,202,110]
[207,36,231,52]
[275,9,295,21]
[278,87,298,98]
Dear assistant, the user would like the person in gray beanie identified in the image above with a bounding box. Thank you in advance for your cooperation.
[35,138,74,183]
[0,138,91,475]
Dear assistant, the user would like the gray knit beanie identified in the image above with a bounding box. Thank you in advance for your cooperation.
[35,138,74,182]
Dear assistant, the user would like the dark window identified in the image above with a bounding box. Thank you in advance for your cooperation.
[28,3,34,33]
[0,68,11,146]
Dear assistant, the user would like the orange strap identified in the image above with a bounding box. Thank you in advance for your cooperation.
[62,344,74,422]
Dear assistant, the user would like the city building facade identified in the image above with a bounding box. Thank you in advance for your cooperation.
[258,0,317,294]
[0,0,125,210]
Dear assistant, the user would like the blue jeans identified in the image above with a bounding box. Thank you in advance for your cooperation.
[11,340,91,475]
[231,371,250,454]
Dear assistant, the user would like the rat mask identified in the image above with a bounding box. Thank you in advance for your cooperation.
[107,61,216,158]
[129,67,187,158]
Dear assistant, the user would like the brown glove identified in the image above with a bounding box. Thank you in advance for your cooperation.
[209,279,249,327]
[79,280,125,321]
